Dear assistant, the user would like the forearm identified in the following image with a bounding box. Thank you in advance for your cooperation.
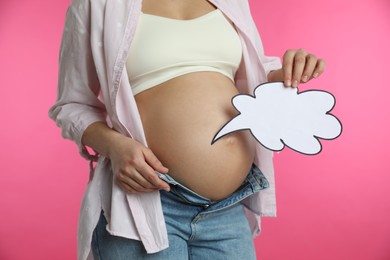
[81,121,124,159]
[81,121,170,192]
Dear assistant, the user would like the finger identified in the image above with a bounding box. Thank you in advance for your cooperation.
[119,181,137,193]
[115,174,139,193]
[118,178,156,193]
[301,54,317,82]
[144,148,169,174]
[282,50,296,87]
[125,155,163,189]
[117,170,159,192]
[312,59,326,79]
[291,49,307,87]
[136,161,170,191]
[128,168,158,190]
[114,160,156,190]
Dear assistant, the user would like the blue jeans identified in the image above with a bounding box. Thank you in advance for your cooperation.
[91,164,269,260]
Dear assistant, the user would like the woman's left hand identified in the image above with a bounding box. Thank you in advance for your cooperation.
[267,49,326,88]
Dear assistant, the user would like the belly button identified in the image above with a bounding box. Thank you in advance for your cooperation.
[224,136,238,146]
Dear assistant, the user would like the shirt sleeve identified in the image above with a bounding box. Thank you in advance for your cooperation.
[48,0,107,160]
[245,1,282,77]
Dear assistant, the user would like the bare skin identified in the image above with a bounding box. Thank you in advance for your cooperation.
[135,72,255,200]
[141,0,218,20]
[81,0,326,200]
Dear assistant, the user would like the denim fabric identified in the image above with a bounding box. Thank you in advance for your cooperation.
[91,165,268,260]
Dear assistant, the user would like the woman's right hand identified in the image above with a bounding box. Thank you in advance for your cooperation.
[107,134,170,193]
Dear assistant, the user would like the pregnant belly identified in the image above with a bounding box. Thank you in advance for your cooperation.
[135,72,255,201]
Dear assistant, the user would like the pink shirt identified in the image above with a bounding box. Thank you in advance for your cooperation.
[49,0,281,259]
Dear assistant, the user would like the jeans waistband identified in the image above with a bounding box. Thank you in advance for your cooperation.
[157,164,269,211]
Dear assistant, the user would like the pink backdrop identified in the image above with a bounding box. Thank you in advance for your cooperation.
[1,0,389,259]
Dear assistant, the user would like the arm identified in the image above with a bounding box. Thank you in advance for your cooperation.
[81,122,170,192]
[48,0,106,160]
[49,0,169,192]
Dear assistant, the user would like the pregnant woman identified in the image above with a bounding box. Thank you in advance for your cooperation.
[49,0,325,259]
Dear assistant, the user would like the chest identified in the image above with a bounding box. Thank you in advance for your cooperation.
[126,9,242,89]
[141,0,217,20]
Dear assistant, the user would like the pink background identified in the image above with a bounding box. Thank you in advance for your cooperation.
[1,0,389,259]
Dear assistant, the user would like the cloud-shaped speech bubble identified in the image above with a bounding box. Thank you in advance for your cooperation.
[212,82,342,155]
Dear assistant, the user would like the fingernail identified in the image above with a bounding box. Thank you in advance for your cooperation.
[302,75,308,82]
[292,80,298,88]
[313,72,319,78]
[286,80,291,87]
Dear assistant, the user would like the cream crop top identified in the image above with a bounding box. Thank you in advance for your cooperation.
[126,9,243,95]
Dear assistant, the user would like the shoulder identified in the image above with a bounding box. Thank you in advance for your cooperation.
[64,0,111,27]
[67,0,108,15]
[219,0,252,19]
[226,0,251,11]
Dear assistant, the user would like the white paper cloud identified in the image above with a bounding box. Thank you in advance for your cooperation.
[212,82,342,155]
